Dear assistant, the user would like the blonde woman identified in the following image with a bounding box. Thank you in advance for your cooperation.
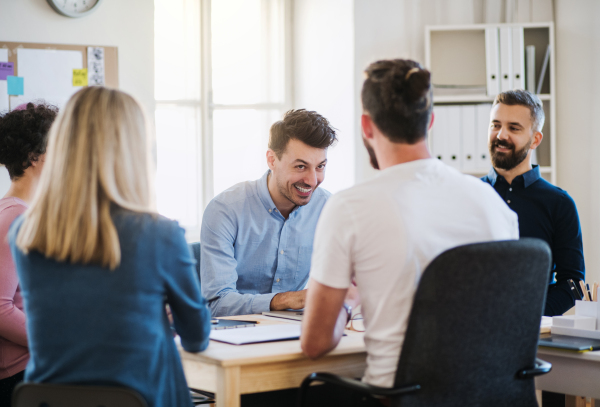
[8,87,211,407]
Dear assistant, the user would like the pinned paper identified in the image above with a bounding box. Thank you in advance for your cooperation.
[73,68,88,87]
[87,47,105,86]
[0,62,14,80]
[7,76,23,95]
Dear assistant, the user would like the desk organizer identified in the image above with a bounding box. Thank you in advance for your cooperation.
[551,293,600,339]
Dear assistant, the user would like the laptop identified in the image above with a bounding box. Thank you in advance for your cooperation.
[262,310,304,321]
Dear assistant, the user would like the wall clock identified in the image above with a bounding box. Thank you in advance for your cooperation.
[47,0,104,18]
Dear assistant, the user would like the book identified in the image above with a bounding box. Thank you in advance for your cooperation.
[538,333,600,352]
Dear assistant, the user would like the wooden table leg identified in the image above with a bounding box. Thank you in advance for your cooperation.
[216,366,241,407]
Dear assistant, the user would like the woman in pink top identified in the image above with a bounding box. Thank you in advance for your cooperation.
[0,103,57,405]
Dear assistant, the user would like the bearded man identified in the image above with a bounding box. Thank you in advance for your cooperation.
[482,89,585,317]
[200,109,336,317]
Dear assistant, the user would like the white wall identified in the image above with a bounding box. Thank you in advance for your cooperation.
[293,0,355,193]
[555,0,600,284]
[0,0,154,196]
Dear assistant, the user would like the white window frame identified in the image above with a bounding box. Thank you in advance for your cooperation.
[155,0,293,239]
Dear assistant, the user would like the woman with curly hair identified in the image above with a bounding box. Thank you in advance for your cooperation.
[0,102,58,405]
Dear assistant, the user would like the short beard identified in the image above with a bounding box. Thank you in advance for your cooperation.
[489,138,532,171]
[276,177,313,207]
[363,138,379,170]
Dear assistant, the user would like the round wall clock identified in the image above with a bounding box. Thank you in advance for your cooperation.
[47,0,104,18]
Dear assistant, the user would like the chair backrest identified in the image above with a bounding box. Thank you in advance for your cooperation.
[393,238,551,407]
[12,383,147,407]
[189,241,201,284]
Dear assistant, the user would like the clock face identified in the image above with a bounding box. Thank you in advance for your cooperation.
[47,0,104,18]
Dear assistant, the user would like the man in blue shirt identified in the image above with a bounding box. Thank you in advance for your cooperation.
[482,89,585,318]
[201,109,337,317]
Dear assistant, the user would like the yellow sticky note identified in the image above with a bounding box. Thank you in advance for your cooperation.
[73,69,88,87]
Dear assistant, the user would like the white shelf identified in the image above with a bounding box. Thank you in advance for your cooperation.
[434,94,551,104]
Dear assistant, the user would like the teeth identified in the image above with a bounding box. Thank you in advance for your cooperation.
[295,185,311,193]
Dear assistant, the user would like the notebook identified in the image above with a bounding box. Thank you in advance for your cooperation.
[262,310,304,321]
[209,324,301,345]
[211,319,257,330]
[538,334,600,352]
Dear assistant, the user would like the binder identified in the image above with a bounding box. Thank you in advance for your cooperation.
[499,27,513,91]
[431,106,446,163]
[526,45,536,93]
[445,105,461,169]
[512,27,525,90]
[460,105,477,171]
[485,28,500,96]
[476,104,493,170]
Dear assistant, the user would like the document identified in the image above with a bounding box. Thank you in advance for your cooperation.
[209,324,301,345]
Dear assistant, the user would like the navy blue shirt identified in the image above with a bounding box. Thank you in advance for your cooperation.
[482,166,585,316]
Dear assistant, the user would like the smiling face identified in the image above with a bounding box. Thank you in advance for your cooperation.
[488,103,541,171]
[267,138,327,209]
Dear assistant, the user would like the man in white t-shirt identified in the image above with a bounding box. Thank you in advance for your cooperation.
[300,59,519,396]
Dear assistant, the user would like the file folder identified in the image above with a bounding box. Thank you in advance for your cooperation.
[485,28,500,96]
[499,27,513,91]
[445,105,461,169]
[431,106,446,163]
[460,105,477,171]
[512,27,525,90]
[476,104,493,171]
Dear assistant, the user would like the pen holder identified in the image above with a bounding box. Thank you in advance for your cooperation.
[575,300,600,330]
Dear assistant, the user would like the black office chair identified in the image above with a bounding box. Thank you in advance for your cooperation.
[11,383,147,407]
[297,238,553,407]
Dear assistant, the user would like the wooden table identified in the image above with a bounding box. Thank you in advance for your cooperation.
[536,347,600,406]
[179,315,367,407]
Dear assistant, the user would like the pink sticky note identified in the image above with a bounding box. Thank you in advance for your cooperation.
[0,62,14,80]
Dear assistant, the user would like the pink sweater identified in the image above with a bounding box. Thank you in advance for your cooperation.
[0,197,28,379]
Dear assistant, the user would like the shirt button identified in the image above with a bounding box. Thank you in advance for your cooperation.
[509,188,512,192]
[280,250,284,254]
[507,200,511,204]
[268,209,272,213]
[276,278,280,283]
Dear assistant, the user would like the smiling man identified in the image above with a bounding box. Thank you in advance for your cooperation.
[200,109,336,317]
[482,89,585,317]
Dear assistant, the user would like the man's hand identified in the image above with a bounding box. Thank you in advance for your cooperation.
[270,289,307,311]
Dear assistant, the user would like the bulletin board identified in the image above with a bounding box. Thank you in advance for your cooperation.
[0,41,118,110]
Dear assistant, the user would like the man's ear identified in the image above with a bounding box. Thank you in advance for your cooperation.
[361,114,374,140]
[266,149,277,170]
[530,131,543,150]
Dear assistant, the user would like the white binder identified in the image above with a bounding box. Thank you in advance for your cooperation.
[499,27,513,91]
[485,28,500,96]
[460,105,477,171]
[431,106,446,163]
[445,105,462,169]
[512,27,525,90]
[476,104,493,171]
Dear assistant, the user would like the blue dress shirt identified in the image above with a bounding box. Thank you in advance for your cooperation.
[482,166,585,316]
[201,170,331,317]
[9,209,211,407]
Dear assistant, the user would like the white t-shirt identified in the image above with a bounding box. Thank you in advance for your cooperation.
[310,158,519,387]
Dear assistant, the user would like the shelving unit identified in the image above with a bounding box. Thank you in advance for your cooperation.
[425,22,556,184]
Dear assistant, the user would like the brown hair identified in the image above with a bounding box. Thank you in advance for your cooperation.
[361,59,432,144]
[268,109,337,158]
[493,89,545,132]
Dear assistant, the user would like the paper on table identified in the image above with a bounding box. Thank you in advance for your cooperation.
[13,48,83,108]
[209,324,301,345]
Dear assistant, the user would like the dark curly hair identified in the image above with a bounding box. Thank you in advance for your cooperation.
[0,102,58,180]
[269,109,337,158]
[361,59,433,144]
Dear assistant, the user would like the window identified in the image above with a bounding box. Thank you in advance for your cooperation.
[154,0,291,240]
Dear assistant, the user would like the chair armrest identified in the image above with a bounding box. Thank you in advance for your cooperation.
[517,358,552,379]
[297,372,420,407]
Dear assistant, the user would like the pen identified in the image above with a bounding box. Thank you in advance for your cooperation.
[587,283,593,302]
[579,280,591,301]
[568,279,583,300]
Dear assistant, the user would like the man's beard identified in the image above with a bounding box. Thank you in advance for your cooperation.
[363,138,379,170]
[276,177,315,207]
[489,137,532,170]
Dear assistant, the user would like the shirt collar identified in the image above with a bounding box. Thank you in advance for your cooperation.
[486,165,541,188]
[257,170,278,213]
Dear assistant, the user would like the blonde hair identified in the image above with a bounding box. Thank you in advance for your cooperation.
[17,87,155,270]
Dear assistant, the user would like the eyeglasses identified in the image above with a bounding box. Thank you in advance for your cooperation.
[350,313,365,332]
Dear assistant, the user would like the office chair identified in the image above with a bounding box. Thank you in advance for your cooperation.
[297,238,553,407]
[11,383,147,407]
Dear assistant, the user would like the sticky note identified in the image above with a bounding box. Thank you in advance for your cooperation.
[7,76,23,95]
[73,68,88,87]
[0,62,14,80]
